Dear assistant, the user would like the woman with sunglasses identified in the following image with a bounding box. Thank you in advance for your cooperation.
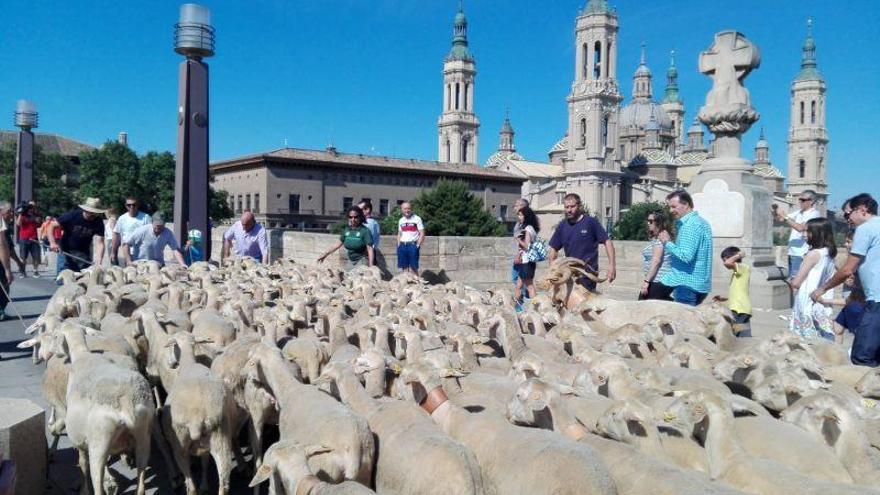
[639,210,673,300]
[318,206,374,270]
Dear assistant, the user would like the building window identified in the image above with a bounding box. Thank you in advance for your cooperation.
[593,41,602,79]
[619,144,625,160]
[811,101,816,124]
[254,193,260,214]
[343,197,353,210]
[446,84,451,110]
[464,82,469,111]
[461,137,469,162]
[237,195,243,213]
[500,205,508,219]
[799,159,806,178]
[580,118,587,147]
[445,140,451,162]
[601,116,609,149]
[245,194,251,211]
[228,195,234,211]
[288,194,300,213]
[799,101,805,125]
[582,43,589,79]
[455,83,460,110]
[379,199,389,216]
[606,41,612,77]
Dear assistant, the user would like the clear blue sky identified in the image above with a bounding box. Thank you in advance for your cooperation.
[2,0,877,207]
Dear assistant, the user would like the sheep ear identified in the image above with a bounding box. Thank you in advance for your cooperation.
[556,384,579,396]
[672,390,688,397]
[82,326,100,335]
[440,368,468,378]
[248,463,273,487]
[17,337,38,349]
[473,344,496,356]
[808,379,829,390]
[303,444,332,458]
[193,336,215,345]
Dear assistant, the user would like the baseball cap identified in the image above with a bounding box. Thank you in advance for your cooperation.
[188,229,203,244]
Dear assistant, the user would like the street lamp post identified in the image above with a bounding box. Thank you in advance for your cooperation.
[14,100,37,212]
[173,4,213,258]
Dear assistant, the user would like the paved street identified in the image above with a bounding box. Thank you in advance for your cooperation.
[0,269,798,494]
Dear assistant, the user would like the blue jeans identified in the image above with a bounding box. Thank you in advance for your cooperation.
[788,255,803,282]
[672,286,708,306]
[397,243,419,270]
[851,301,880,367]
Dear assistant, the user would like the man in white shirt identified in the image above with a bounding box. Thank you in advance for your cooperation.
[122,212,186,266]
[111,197,151,266]
[396,202,425,275]
[776,189,821,283]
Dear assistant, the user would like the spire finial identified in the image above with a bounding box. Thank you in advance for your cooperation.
[759,126,765,140]
[505,106,510,121]
[640,42,647,65]
[669,49,675,68]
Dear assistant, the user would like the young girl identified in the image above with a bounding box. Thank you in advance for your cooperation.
[513,206,540,309]
[790,217,837,340]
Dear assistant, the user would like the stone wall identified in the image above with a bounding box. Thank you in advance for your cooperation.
[209,227,811,308]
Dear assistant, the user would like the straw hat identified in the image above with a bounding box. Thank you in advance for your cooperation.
[78,197,106,215]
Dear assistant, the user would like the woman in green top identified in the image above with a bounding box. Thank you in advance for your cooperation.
[318,206,374,270]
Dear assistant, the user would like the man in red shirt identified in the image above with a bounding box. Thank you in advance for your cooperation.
[15,203,41,277]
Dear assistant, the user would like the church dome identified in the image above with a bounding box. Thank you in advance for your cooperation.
[619,100,673,131]
[687,118,704,135]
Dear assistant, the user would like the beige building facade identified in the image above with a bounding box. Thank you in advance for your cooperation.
[211,146,523,229]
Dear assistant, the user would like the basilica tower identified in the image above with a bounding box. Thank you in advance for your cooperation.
[660,51,685,154]
[565,0,623,223]
[786,19,828,210]
[438,3,480,164]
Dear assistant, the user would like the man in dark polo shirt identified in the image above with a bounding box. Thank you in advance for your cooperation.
[548,193,617,290]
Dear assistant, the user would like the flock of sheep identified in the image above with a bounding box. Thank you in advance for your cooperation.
[16,256,880,494]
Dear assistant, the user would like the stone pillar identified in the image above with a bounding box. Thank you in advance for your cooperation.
[690,31,789,309]
[0,399,46,495]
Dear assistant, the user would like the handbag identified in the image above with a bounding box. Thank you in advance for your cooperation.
[524,235,548,263]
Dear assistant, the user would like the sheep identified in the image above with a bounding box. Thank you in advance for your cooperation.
[161,331,237,495]
[781,391,880,484]
[250,441,375,494]
[399,362,618,495]
[60,324,154,495]
[662,389,866,494]
[281,335,330,383]
[505,377,740,495]
[245,341,375,486]
[316,361,484,495]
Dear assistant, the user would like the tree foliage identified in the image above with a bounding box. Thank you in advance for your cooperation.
[76,141,233,221]
[0,142,78,216]
[612,201,674,241]
[379,180,507,237]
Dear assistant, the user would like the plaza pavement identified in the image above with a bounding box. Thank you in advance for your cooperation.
[0,267,796,494]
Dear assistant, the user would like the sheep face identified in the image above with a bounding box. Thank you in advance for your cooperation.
[507,379,553,427]
[595,401,653,442]
[855,369,880,398]
[711,350,761,383]
[752,370,825,412]
[662,390,711,434]
[780,392,848,448]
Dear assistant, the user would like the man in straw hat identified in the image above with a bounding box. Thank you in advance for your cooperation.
[47,197,107,274]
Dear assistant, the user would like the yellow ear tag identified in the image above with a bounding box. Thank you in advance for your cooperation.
[863,398,877,409]
[663,412,676,423]
[391,363,402,374]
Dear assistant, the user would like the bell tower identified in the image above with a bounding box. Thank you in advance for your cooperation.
[565,0,623,222]
[438,2,480,164]
[787,19,828,210]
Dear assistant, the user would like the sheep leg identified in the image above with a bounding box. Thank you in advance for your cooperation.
[247,416,264,468]
[135,419,151,495]
[171,436,197,495]
[77,448,90,495]
[87,434,113,495]
[199,455,210,494]
[211,430,234,495]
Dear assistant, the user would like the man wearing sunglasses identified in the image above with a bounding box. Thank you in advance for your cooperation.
[775,190,820,284]
[111,197,151,266]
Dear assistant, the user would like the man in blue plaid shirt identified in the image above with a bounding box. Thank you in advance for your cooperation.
[658,190,713,306]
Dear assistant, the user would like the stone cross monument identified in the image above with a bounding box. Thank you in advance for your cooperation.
[690,31,789,309]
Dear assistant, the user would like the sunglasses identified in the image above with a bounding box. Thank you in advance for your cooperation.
[844,212,851,220]
[125,203,137,208]
[348,215,359,219]
[798,198,812,202]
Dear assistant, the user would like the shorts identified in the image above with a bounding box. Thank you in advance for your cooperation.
[788,256,804,282]
[638,281,674,301]
[732,311,752,338]
[397,243,419,270]
[514,262,536,280]
[18,240,40,262]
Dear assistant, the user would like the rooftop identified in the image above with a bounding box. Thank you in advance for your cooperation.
[211,147,525,183]
[0,130,95,158]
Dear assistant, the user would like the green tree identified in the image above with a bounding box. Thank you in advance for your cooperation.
[0,142,77,216]
[209,188,234,222]
[612,201,673,241]
[77,141,141,212]
[138,151,176,214]
[379,180,507,237]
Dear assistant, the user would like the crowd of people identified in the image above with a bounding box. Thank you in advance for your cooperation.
[1,189,878,367]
